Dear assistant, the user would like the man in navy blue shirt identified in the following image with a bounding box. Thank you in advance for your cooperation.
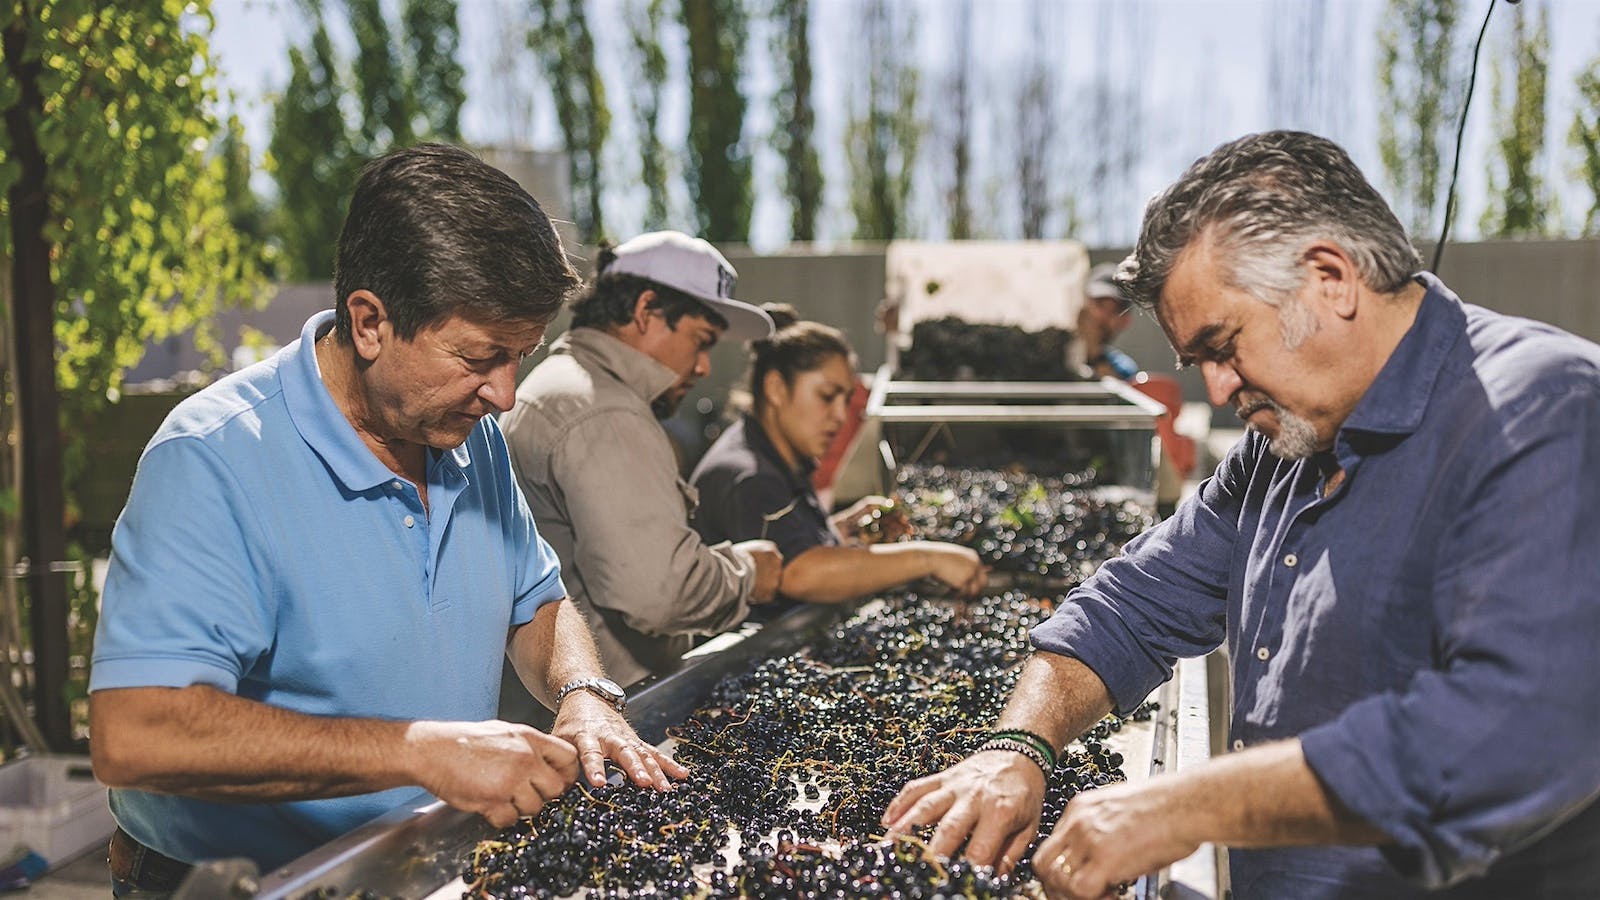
[884,131,1600,899]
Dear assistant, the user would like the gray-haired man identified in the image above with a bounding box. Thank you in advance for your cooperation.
[884,132,1600,899]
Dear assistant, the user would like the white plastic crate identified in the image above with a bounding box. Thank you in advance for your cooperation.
[0,755,113,868]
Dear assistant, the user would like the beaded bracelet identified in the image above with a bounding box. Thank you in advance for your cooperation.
[988,728,1059,770]
[977,737,1053,778]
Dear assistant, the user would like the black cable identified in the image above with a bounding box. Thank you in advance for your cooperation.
[1433,0,1502,273]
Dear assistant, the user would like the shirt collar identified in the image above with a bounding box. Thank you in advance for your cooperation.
[281,311,471,493]
[742,415,816,492]
[1337,272,1466,442]
[556,327,681,404]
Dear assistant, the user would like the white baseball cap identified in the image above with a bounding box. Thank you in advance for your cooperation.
[604,231,775,341]
[1085,262,1124,302]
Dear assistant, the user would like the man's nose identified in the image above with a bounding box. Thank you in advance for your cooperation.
[694,350,712,378]
[1201,360,1242,407]
[481,362,518,413]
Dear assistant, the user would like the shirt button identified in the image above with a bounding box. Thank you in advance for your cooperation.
[403,515,415,528]
[1232,739,1245,751]
[1256,646,1271,661]
[1283,553,1298,567]
[391,480,403,490]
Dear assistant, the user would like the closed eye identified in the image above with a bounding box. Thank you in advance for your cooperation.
[1176,328,1239,369]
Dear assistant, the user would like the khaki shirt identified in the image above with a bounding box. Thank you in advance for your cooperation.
[501,327,755,687]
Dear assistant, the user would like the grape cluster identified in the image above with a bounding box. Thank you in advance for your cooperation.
[460,594,1157,899]
[897,464,1152,582]
[457,468,1157,899]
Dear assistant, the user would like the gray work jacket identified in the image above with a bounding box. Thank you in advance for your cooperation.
[501,327,756,687]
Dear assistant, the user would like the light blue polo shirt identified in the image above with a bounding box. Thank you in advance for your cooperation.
[90,311,567,870]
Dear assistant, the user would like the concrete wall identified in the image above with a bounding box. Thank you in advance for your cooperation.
[121,237,1600,437]
[733,238,1600,431]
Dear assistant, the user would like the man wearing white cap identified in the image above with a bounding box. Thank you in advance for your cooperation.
[1069,262,1141,380]
[502,232,784,688]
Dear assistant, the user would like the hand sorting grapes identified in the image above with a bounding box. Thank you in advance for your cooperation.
[89,130,1600,900]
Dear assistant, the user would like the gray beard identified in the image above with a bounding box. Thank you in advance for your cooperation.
[1252,398,1321,460]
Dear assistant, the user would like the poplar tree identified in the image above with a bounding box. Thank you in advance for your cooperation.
[1376,0,1461,237]
[404,0,467,141]
[1480,1,1554,237]
[847,0,920,241]
[629,0,672,230]
[771,0,821,242]
[682,0,752,243]
[269,15,358,281]
[1572,51,1600,235]
[531,0,610,241]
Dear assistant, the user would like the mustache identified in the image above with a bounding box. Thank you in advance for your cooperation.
[1234,393,1276,421]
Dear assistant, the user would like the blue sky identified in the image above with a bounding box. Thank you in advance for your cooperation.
[209,0,1600,249]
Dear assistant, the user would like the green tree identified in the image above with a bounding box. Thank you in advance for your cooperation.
[403,0,466,141]
[217,113,272,268]
[1572,50,1600,236]
[1,0,264,746]
[847,0,920,241]
[939,0,973,240]
[628,0,671,230]
[347,0,415,149]
[1376,0,1461,237]
[682,0,751,243]
[1014,0,1057,240]
[531,0,610,241]
[771,0,820,242]
[269,16,359,281]
[1480,1,1554,237]
[268,0,464,278]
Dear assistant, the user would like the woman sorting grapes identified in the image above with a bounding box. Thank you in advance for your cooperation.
[689,305,988,604]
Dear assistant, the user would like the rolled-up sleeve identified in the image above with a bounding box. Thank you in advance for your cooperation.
[1300,386,1600,888]
[553,410,752,636]
[506,480,568,627]
[1030,438,1246,714]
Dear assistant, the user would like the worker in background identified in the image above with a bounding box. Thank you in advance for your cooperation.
[884,130,1600,899]
[88,144,683,892]
[502,232,784,689]
[1068,262,1140,380]
[690,303,988,606]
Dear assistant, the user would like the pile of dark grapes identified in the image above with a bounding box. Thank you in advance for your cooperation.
[897,318,1082,382]
[897,464,1152,583]
[460,593,1158,899]
[454,464,1159,899]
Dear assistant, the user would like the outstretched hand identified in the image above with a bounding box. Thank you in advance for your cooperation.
[881,749,1047,875]
[553,692,689,790]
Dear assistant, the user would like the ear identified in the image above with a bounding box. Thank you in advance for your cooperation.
[631,289,659,334]
[1303,242,1359,321]
[345,290,391,362]
[763,368,790,409]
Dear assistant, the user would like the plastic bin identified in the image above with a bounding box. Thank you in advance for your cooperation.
[0,755,113,868]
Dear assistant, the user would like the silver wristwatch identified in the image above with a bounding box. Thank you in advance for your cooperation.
[555,676,627,712]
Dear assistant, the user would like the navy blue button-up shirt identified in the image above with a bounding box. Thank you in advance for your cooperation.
[1033,275,1600,898]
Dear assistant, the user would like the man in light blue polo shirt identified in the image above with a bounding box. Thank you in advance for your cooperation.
[88,143,684,893]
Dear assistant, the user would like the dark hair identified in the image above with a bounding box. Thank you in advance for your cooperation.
[747,303,855,415]
[568,243,731,332]
[1117,130,1421,312]
[333,143,579,342]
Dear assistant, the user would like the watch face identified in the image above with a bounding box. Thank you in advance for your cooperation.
[565,678,625,711]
